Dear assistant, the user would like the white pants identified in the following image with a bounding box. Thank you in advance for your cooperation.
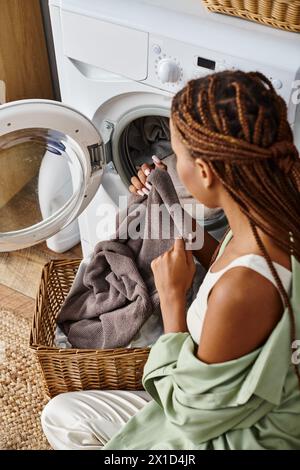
[41,390,152,450]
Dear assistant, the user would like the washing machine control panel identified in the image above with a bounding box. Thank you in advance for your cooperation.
[151,41,183,89]
[147,34,297,124]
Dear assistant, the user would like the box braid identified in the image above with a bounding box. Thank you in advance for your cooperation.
[171,70,300,387]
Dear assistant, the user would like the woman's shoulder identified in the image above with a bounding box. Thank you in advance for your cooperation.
[197,266,283,364]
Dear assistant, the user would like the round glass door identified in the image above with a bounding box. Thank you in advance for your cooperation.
[0,100,104,252]
[1,128,84,228]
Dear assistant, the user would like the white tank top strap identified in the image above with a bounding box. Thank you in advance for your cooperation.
[208,254,292,293]
[186,253,292,345]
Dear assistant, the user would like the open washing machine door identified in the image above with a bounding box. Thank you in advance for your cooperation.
[0,99,107,252]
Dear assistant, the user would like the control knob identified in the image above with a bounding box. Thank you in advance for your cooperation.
[157,59,181,84]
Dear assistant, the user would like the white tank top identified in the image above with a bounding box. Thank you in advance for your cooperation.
[186,254,292,345]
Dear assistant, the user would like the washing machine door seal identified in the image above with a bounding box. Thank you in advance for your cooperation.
[0,99,107,252]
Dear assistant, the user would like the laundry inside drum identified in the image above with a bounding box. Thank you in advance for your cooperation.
[118,115,173,183]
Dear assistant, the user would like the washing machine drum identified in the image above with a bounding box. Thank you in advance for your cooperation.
[119,115,172,182]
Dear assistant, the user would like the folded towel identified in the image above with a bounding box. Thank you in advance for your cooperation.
[57,169,205,349]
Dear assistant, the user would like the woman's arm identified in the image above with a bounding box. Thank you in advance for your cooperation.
[151,238,196,334]
[160,293,188,334]
[197,267,284,363]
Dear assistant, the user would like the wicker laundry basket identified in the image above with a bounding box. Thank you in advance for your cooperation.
[202,0,300,32]
[30,259,150,398]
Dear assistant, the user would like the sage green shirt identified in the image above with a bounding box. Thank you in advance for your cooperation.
[104,235,300,450]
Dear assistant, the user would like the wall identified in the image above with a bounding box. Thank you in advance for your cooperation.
[0,0,54,102]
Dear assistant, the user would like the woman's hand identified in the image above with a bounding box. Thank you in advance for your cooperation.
[151,238,196,333]
[129,155,167,196]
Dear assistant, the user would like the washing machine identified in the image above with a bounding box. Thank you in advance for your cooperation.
[0,0,299,254]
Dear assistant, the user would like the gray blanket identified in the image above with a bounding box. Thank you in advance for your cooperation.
[57,169,205,349]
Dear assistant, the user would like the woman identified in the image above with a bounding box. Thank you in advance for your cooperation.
[41,71,300,450]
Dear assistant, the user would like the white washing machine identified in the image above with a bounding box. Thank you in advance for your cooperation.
[0,0,299,254]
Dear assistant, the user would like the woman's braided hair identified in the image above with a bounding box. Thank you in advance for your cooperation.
[171,70,300,385]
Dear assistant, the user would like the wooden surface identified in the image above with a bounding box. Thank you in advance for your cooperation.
[0,242,82,319]
[0,284,35,320]
[0,79,5,104]
[0,0,53,102]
